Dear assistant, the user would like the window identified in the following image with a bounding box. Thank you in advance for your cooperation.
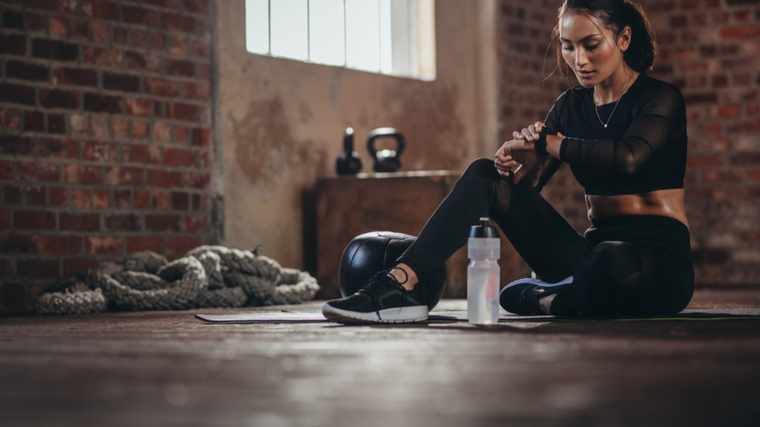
[245,0,436,80]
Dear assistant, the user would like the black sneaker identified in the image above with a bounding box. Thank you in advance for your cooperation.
[499,276,573,315]
[322,269,428,324]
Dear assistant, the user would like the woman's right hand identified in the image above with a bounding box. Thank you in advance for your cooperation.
[495,121,548,185]
[494,136,540,185]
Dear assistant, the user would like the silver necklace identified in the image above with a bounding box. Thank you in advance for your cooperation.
[595,73,633,128]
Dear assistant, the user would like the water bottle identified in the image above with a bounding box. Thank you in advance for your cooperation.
[468,217,500,324]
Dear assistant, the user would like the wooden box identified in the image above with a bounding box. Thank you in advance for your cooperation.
[312,171,521,300]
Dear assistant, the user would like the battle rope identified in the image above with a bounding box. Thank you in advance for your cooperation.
[35,246,320,315]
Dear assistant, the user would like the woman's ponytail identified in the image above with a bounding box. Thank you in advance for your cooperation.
[622,0,657,72]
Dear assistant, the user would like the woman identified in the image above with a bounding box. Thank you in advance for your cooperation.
[323,0,693,323]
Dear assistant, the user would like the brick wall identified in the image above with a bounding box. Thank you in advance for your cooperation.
[498,0,589,232]
[0,0,218,314]
[498,0,589,277]
[641,0,760,286]
[499,0,760,286]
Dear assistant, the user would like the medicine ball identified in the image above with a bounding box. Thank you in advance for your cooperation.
[338,231,447,310]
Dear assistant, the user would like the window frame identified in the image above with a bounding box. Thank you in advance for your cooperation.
[244,0,436,81]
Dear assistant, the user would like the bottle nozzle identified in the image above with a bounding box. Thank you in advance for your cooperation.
[470,217,499,238]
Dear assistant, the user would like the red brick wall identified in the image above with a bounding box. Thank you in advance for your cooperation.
[500,0,760,286]
[0,0,218,314]
[641,0,760,286]
[498,0,589,277]
[499,0,589,232]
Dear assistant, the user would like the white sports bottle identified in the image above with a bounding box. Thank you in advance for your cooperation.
[467,217,500,324]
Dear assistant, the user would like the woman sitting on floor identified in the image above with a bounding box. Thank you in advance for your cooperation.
[323,0,693,323]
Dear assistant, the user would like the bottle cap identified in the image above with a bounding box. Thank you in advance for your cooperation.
[469,217,499,238]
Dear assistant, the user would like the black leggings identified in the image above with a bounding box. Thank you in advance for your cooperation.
[396,158,694,315]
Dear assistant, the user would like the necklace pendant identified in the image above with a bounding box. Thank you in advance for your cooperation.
[604,124,608,128]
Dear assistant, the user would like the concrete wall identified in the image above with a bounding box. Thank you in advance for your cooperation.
[218,0,499,271]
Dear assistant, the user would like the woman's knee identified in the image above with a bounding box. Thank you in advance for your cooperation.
[463,158,501,181]
[466,157,497,173]
[456,158,507,199]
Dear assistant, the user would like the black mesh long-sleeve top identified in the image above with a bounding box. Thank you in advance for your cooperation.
[535,73,688,196]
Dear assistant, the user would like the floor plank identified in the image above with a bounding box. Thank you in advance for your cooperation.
[1,289,759,427]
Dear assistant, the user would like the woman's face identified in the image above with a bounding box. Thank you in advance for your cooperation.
[559,12,629,88]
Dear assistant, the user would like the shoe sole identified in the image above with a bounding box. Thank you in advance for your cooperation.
[322,304,428,324]
[505,276,573,288]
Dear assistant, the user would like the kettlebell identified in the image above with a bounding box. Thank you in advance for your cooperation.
[335,127,363,175]
[367,127,405,173]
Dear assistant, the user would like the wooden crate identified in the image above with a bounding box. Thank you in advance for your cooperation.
[312,171,522,300]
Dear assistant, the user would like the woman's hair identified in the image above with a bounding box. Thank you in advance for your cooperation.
[550,0,657,78]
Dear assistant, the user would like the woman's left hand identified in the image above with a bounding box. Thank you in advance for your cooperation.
[495,136,540,185]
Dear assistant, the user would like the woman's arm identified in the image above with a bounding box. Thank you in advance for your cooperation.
[556,85,686,174]
[533,157,562,193]
[531,91,570,192]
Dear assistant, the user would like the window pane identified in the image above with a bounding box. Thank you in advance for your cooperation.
[244,0,435,81]
[346,0,381,72]
[271,0,309,61]
[309,0,346,66]
[417,0,436,79]
[245,0,269,54]
[379,0,392,74]
[390,0,413,76]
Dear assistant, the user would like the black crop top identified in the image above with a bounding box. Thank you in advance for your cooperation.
[535,73,688,196]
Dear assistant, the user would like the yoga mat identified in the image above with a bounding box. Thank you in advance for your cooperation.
[195,308,760,324]
[196,312,327,323]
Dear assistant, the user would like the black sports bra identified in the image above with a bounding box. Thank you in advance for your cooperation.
[535,73,688,196]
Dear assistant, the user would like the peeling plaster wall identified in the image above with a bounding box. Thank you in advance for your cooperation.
[219,0,499,270]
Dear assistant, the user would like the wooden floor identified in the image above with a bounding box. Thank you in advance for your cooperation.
[2,289,760,427]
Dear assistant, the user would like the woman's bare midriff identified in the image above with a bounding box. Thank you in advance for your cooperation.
[586,188,689,229]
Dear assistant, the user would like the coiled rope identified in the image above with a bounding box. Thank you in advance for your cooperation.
[35,246,320,315]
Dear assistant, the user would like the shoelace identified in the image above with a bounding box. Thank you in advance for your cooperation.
[358,268,409,320]
[520,286,544,315]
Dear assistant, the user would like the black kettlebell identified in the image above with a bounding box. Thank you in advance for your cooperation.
[335,127,363,175]
[367,127,405,173]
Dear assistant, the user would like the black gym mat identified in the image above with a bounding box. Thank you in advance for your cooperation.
[195,308,760,324]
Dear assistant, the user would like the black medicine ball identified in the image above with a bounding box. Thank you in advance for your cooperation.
[338,231,447,310]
